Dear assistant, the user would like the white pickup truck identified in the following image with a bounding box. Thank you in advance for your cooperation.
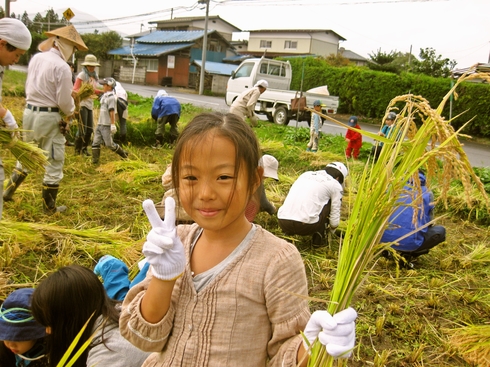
[225,57,339,125]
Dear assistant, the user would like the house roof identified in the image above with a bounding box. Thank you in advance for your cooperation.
[136,30,209,44]
[222,54,253,63]
[340,49,367,61]
[149,15,241,32]
[108,43,193,57]
[247,29,346,41]
[451,63,490,79]
[192,60,238,76]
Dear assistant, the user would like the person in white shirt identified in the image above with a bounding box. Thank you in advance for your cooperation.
[278,162,348,246]
[3,25,88,215]
[114,81,129,145]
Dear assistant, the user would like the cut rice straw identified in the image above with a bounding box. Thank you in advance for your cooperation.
[0,128,48,172]
[305,67,490,366]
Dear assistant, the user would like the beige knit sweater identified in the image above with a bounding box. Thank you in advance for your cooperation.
[120,224,311,367]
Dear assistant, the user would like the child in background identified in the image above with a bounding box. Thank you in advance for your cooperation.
[120,112,356,366]
[345,115,362,159]
[31,265,149,367]
[91,77,128,164]
[0,288,48,367]
[306,100,324,153]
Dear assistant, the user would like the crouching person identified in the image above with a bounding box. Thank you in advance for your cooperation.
[92,77,128,164]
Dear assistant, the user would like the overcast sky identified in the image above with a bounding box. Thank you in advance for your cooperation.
[10,0,490,68]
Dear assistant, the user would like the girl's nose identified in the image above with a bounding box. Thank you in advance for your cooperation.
[198,180,215,200]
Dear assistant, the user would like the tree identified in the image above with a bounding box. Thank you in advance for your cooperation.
[323,53,351,67]
[411,47,456,78]
[367,49,402,73]
[79,31,123,62]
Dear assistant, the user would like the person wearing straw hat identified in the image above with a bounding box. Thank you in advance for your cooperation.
[0,18,32,220]
[73,54,102,156]
[0,288,48,366]
[3,25,88,215]
[229,79,268,127]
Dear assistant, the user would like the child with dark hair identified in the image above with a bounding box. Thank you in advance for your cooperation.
[120,112,357,366]
[345,115,362,159]
[30,265,149,367]
[91,77,128,164]
[0,288,48,367]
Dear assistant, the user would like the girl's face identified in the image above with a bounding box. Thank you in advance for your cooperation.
[4,339,36,355]
[386,119,394,126]
[178,134,253,235]
[86,65,96,72]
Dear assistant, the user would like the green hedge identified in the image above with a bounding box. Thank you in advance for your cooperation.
[284,57,490,138]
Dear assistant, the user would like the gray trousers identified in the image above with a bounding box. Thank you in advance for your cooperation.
[19,108,65,185]
[92,124,117,150]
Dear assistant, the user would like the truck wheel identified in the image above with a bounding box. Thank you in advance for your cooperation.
[266,112,273,122]
[273,107,290,125]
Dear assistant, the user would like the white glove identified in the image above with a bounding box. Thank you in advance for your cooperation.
[142,197,186,281]
[2,110,18,130]
[110,124,117,134]
[303,307,357,358]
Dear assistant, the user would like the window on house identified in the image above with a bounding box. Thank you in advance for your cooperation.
[139,58,158,72]
[284,40,297,49]
[260,40,272,48]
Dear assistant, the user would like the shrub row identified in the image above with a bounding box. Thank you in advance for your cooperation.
[284,57,490,138]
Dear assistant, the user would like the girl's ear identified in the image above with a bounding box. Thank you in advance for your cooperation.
[254,166,264,192]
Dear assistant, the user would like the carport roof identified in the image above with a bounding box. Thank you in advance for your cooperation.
[108,43,193,57]
[192,60,238,76]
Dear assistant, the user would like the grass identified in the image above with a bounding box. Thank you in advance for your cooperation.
[1,72,490,366]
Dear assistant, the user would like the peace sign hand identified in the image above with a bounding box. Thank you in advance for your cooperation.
[142,197,186,281]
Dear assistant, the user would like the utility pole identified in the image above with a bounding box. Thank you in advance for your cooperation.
[198,0,209,95]
[5,0,16,17]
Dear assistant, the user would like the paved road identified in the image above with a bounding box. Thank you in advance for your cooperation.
[121,82,490,168]
[13,65,488,166]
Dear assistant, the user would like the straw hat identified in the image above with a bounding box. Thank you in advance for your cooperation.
[45,25,88,51]
[81,54,100,66]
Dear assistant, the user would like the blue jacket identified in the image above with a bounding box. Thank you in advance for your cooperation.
[381,173,434,252]
[151,96,181,120]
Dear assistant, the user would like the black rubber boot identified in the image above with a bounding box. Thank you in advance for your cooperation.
[92,147,101,164]
[42,183,67,215]
[119,134,127,146]
[74,137,83,155]
[152,134,164,149]
[3,168,28,201]
[114,144,128,159]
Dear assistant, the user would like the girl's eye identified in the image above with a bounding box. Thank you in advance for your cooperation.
[183,175,197,181]
[218,175,233,180]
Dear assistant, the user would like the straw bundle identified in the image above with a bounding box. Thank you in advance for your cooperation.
[306,68,490,366]
[0,128,48,172]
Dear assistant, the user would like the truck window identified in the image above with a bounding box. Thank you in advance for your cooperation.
[234,62,254,78]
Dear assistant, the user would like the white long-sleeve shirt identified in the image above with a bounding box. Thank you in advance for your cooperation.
[25,48,75,116]
[278,170,343,228]
[229,87,261,119]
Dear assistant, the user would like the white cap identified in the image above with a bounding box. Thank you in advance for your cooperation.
[326,162,348,181]
[157,89,168,97]
[260,154,279,181]
[254,79,269,89]
[0,18,32,51]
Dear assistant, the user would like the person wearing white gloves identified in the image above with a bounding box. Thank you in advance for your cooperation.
[120,112,356,366]
[0,18,32,220]
[229,79,268,127]
[91,77,128,164]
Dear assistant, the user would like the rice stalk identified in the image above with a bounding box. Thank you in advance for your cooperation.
[445,325,490,366]
[0,128,48,172]
[306,68,490,366]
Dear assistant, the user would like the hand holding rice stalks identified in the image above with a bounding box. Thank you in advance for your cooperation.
[306,68,490,366]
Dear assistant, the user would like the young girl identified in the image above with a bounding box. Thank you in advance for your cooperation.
[0,288,47,367]
[30,265,149,367]
[120,112,356,366]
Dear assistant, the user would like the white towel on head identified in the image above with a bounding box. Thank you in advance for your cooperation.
[0,18,32,50]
